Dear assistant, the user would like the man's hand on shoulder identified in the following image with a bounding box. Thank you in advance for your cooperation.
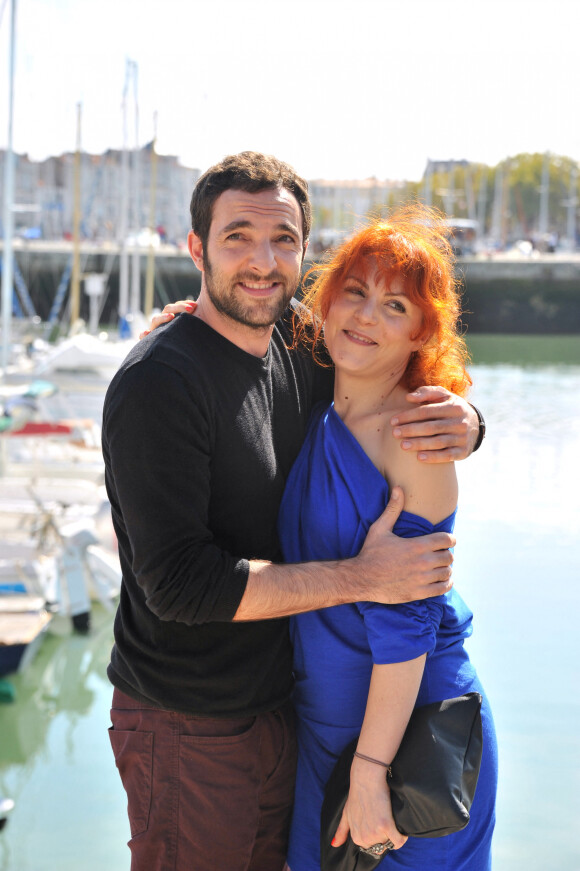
[390,386,481,463]
[139,300,197,339]
[354,486,454,603]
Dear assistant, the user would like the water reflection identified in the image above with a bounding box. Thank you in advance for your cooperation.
[0,626,106,766]
[0,608,123,871]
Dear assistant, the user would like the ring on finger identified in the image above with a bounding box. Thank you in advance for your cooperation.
[359,839,395,855]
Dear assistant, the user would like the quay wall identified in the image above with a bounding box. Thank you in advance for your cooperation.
[3,243,580,333]
[456,256,580,333]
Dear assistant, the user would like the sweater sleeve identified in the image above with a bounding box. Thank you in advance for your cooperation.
[102,357,249,625]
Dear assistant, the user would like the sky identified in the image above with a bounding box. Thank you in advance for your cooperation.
[1,0,579,182]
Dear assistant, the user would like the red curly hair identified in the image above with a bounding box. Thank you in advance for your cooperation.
[295,204,472,397]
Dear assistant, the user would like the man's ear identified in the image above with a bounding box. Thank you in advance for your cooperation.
[187,231,204,271]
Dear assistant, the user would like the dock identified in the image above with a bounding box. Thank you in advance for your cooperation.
[2,241,580,333]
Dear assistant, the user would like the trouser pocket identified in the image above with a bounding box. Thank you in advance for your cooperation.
[108,727,153,837]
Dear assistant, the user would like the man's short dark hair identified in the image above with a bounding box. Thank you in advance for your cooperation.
[190,151,311,252]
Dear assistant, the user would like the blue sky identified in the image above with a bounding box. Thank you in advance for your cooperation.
[1,0,579,181]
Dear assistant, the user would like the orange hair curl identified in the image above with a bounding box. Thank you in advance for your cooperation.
[295,204,472,397]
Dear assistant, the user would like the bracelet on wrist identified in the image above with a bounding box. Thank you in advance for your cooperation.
[353,750,392,775]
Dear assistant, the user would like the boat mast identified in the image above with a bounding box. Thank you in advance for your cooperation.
[566,165,578,250]
[476,167,488,244]
[144,113,158,317]
[423,159,432,208]
[1,0,17,378]
[538,152,550,238]
[118,61,131,320]
[490,165,504,248]
[445,162,455,218]
[130,62,141,314]
[70,103,82,327]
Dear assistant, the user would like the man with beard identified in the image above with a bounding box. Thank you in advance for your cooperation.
[102,152,483,871]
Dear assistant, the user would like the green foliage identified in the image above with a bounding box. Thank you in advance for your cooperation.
[501,153,578,238]
[419,153,579,242]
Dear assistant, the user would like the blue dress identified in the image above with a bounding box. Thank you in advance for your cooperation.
[278,403,497,871]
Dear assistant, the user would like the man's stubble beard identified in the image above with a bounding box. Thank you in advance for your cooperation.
[204,255,299,329]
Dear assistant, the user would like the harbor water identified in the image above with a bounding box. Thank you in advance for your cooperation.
[0,334,579,871]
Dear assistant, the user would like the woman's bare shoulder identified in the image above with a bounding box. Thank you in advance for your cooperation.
[383,399,458,524]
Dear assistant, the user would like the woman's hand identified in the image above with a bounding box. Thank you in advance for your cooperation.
[331,758,407,854]
[391,386,480,462]
[139,300,197,339]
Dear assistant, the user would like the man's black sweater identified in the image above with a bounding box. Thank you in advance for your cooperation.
[102,311,332,716]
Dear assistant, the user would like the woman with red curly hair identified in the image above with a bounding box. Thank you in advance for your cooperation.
[278,206,497,871]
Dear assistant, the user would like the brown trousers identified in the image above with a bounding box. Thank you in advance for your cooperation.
[109,688,297,871]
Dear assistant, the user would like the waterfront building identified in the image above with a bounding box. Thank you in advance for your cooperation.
[1,148,406,253]
[307,177,405,252]
[0,147,200,246]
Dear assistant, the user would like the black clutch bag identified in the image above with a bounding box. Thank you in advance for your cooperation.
[320,693,483,871]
